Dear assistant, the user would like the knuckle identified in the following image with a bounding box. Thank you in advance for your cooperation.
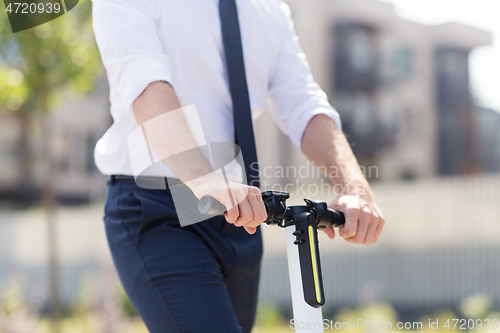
[250,186,260,195]
[344,230,353,237]
[348,207,361,217]
[240,213,253,225]
[235,219,248,227]
[360,210,371,220]
[258,212,267,222]
[251,218,263,227]
[234,214,249,226]
[225,212,237,223]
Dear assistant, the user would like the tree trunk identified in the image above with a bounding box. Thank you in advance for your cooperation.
[42,113,61,333]
[16,108,33,201]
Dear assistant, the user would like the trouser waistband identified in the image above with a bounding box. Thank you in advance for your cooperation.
[107,175,181,187]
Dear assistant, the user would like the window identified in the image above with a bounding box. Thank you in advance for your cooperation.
[348,29,376,73]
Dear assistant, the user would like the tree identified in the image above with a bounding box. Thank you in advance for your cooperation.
[0,2,103,331]
[1,0,102,194]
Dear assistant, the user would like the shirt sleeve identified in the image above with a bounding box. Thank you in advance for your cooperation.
[267,1,342,151]
[92,0,173,118]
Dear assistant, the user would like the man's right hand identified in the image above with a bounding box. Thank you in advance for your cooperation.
[187,174,267,234]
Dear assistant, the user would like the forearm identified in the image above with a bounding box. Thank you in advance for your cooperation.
[132,81,266,232]
[301,114,373,200]
[133,81,214,185]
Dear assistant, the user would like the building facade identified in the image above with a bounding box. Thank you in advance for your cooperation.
[1,0,498,203]
[256,0,495,184]
[0,78,110,204]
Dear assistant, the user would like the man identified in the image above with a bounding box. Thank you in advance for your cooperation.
[92,0,385,332]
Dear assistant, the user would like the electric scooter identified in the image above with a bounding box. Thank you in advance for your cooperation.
[199,191,345,333]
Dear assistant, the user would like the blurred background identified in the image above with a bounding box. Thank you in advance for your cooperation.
[0,0,499,332]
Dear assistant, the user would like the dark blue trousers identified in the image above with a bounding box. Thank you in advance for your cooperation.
[104,178,263,333]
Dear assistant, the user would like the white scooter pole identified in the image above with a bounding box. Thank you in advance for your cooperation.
[286,227,324,333]
[198,192,344,333]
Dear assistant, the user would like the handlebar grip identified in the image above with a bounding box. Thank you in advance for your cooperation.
[331,210,345,227]
[316,209,345,229]
[198,196,226,215]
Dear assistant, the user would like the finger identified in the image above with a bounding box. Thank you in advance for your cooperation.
[322,227,335,240]
[348,207,371,244]
[339,208,360,239]
[224,187,239,223]
[224,204,240,224]
[234,199,253,227]
[373,216,385,243]
[253,188,267,220]
[246,190,267,228]
[345,237,360,244]
[244,226,257,234]
[363,216,379,245]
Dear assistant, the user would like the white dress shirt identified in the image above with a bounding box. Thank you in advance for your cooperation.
[92,0,341,180]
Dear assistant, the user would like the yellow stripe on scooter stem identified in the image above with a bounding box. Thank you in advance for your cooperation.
[308,225,322,304]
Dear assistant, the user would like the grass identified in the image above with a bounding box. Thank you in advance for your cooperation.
[0,272,499,333]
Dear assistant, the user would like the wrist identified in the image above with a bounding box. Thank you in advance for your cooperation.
[185,172,226,199]
[333,180,373,202]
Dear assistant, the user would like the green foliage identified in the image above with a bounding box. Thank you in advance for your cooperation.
[71,271,99,316]
[255,303,286,329]
[460,294,492,319]
[0,272,40,332]
[333,302,400,333]
[118,285,138,318]
[0,0,102,114]
[0,276,499,333]
[421,309,459,333]
[0,272,31,316]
